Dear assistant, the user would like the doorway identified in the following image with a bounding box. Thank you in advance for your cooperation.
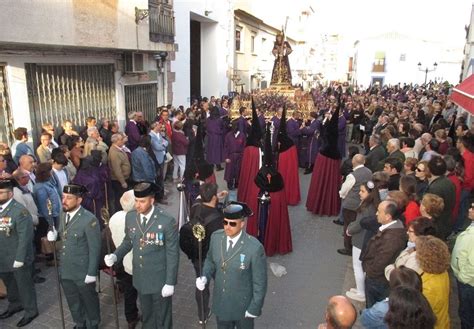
[190,20,201,102]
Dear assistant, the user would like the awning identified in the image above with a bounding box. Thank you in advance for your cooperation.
[451,74,474,114]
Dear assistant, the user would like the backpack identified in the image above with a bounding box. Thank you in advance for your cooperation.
[179,203,221,260]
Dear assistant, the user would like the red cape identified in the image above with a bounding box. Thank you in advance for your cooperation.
[278,145,301,206]
[237,146,261,236]
[261,190,293,256]
[306,153,341,216]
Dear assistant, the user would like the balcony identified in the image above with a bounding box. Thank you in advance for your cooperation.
[149,3,175,44]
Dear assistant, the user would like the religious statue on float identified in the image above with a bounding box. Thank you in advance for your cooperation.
[270,30,292,86]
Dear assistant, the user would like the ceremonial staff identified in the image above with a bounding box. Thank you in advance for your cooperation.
[177,181,188,230]
[47,199,66,329]
[101,207,120,329]
[192,223,206,329]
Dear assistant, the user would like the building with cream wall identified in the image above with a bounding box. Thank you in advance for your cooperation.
[0,0,176,144]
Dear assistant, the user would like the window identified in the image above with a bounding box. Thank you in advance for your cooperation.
[251,35,255,53]
[235,28,242,52]
[373,51,385,72]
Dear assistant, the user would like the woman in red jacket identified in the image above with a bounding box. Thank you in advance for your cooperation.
[400,175,421,226]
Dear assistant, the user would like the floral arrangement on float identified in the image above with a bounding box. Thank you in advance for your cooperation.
[253,91,297,113]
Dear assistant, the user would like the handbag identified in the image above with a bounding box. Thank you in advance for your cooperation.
[165,152,173,163]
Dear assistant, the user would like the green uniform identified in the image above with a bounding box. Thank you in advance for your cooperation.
[0,199,38,318]
[203,229,267,329]
[58,206,101,329]
[114,206,179,329]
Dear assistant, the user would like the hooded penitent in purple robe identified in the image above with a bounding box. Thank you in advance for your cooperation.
[72,154,109,225]
[286,118,301,146]
[205,115,225,165]
[223,130,246,188]
[338,114,347,159]
[301,119,321,166]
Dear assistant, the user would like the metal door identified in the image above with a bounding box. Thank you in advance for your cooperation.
[25,63,116,143]
[0,65,14,145]
[124,83,158,124]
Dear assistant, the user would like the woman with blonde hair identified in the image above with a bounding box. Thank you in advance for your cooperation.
[416,235,451,329]
[420,193,445,240]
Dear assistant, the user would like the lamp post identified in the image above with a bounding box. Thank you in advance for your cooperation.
[417,62,438,84]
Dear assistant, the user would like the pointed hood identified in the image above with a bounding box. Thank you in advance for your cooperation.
[254,122,284,192]
[245,98,263,147]
[277,106,294,152]
[183,122,214,181]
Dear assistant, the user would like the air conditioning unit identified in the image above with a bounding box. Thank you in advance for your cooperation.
[124,52,145,73]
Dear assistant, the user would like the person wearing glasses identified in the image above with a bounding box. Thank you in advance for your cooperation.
[414,160,430,199]
[196,201,267,329]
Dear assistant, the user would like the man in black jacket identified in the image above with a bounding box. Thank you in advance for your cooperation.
[189,183,224,324]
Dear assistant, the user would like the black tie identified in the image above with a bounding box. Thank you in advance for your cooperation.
[66,213,71,225]
[228,240,233,252]
[142,216,147,227]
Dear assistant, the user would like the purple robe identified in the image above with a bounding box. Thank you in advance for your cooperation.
[205,117,224,165]
[125,120,141,151]
[338,115,347,158]
[271,116,281,145]
[223,131,246,183]
[286,118,301,145]
[258,114,266,132]
[301,119,321,166]
[72,165,108,222]
[236,116,249,137]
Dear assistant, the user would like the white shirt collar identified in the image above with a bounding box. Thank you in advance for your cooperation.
[379,220,397,232]
[353,164,364,171]
[227,230,243,247]
[142,206,155,220]
[0,198,14,211]
[67,206,82,220]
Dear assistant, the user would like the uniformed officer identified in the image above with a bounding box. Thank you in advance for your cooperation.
[104,182,179,329]
[0,179,39,327]
[47,184,101,329]
[196,201,268,329]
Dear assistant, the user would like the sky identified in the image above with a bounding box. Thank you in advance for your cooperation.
[239,0,473,46]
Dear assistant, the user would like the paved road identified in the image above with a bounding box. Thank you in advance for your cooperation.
[0,168,461,328]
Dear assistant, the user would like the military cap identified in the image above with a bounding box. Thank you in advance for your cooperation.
[63,184,88,196]
[0,179,15,190]
[223,201,253,220]
[133,182,158,198]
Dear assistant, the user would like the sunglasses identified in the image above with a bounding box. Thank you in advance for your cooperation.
[223,220,238,227]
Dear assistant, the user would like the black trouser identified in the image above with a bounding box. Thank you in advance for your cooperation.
[34,217,50,254]
[365,277,389,308]
[0,264,38,317]
[342,208,357,251]
[192,259,210,321]
[216,317,254,329]
[155,165,165,201]
[116,269,139,323]
[111,180,128,214]
[61,279,100,328]
[457,280,474,329]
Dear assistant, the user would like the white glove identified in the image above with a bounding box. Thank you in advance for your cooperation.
[196,276,207,291]
[13,261,24,268]
[245,311,257,318]
[47,227,58,242]
[104,254,117,267]
[84,275,96,284]
[161,284,175,297]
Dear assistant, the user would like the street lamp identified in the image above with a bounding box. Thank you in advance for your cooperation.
[417,62,438,84]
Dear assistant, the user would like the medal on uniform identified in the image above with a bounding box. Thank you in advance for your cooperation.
[140,237,145,247]
[158,232,164,246]
[240,254,246,270]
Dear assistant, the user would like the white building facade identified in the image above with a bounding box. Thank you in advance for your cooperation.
[352,32,463,88]
[0,0,176,144]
